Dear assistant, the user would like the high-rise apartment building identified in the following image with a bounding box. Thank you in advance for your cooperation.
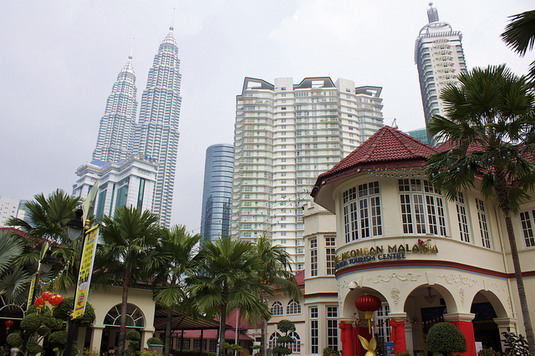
[232,77,383,269]
[92,57,138,163]
[415,3,466,128]
[133,27,182,227]
[200,144,234,241]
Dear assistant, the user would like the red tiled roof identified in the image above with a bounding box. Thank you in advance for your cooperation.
[312,126,437,194]
[294,270,305,287]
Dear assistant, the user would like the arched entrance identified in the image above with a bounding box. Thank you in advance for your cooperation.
[101,303,145,353]
[470,290,508,353]
[0,296,25,345]
[340,287,390,356]
[403,284,457,353]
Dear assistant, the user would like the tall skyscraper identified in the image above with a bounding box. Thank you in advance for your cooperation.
[232,77,383,269]
[200,144,234,241]
[415,3,466,128]
[133,27,182,227]
[93,57,137,163]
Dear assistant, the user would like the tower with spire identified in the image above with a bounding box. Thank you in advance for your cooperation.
[92,56,137,163]
[414,3,467,132]
[133,26,182,227]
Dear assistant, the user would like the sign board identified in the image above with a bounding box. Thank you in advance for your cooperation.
[72,225,99,319]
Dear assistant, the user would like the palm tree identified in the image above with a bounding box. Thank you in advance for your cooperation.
[6,189,82,293]
[254,236,300,356]
[424,65,535,351]
[189,236,271,356]
[502,10,535,82]
[97,207,162,356]
[153,225,201,356]
[0,230,31,304]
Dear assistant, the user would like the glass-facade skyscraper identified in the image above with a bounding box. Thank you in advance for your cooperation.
[133,27,182,227]
[200,144,234,241]
[415,3,466,128]
[92,57,137,163]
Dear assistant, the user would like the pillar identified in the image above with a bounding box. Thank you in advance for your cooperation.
[494,317,517,352]
[90,325,104,353]
[339,321,355,356]
[444,313,476,356]
[143,328,156,348]
[77,327,87,349]
[388,313,407,354]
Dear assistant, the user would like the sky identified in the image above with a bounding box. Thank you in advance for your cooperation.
[0,0,532,233]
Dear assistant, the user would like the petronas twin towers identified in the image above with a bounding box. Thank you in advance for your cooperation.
[92,27,182,227]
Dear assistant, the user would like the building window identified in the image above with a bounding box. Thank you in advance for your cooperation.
[287,300,301,315]
[269,333,281,350]
[270,332,301,353]
[455,192,470,242]
[343,181,382,243]
[520,210,535,247]
[476,199,491,248]
[310,307,319,354]
[325,236,336,275]
[271,301,283,316]
[310,238,318,277]
[375,304,390,346]
[326,306,338,350]
[398,179,446,236]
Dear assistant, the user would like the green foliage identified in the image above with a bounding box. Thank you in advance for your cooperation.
[21,313,44,333]
[43,315,64,330]
[323,347,340,356]
[26,341,44,355]
[273,346,291,356]
[502,331,529,356]
[126,330,141,341]
[170,350,216,356]
[37,325,51,336]
[395,353,411,356]
[48,330,68,347]
[53,297,96,326]
[140,350,160,356]
[223,343,244,351]
[82,349,101,356]
[478,348,499,356]
[426,322,466,354]
[6,332,23,347]
[277,320,296,334]
[147,337,163,345]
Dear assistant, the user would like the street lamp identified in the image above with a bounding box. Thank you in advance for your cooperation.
[66,209,84,240]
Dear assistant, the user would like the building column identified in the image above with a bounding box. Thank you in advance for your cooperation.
[444,313,476,356]
[90,326,105,352]
[494,317,517,352]
[388,313,407,354]
[339,321,355,356]
[143,328,156,348]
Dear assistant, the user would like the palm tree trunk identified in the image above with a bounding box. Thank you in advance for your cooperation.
[117,273,131,356]
[504,213,535,352]
[217,301,228,356]
[165,307,172,356]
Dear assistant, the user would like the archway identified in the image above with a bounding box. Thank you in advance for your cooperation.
[341,287,390,356]
[470,290,508,353]
[403,284,457,353]
[101,303,145,353]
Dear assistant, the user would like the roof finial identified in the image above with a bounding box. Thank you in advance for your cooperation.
[391,118,398,129]
[128,37,135,60]
[169,7,175,31]
[427,2,439,23]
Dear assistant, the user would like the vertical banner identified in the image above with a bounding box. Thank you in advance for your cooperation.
[73,225,99,319]
[26,275,37,308]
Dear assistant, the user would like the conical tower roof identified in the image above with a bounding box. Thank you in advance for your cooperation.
[312,126,437,197]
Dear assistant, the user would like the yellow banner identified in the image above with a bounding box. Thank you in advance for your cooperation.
[27,275,37,308]
[73,225,99,319]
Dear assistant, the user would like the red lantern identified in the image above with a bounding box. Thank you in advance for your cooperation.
[355,294,382,333]
[34,296,45,307]
[49,294,63,306]
[4,320,14,331]
[41,291,54,301]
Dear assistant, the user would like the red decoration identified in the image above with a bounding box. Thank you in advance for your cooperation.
[4,320,14,330]
[41,291,54,301]
[34,296,45,307]
[49,294,63,306]
[354,294,382,312]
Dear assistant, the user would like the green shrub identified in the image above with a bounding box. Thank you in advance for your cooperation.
[126,330,141,341]
[171,350,216,356]
[147,337,163,345]
[20,313,44,333]
[426,322,466,354]
[43,315,64,330]
[6,332,23,347]
[141,351,160,356]
[37,325,51,336]
[49,330,68,347]
[26,341,44,355]
[53,297,96,327]
[323,347,340,356]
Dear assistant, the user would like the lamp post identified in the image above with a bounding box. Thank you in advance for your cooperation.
[64,208,85,356]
